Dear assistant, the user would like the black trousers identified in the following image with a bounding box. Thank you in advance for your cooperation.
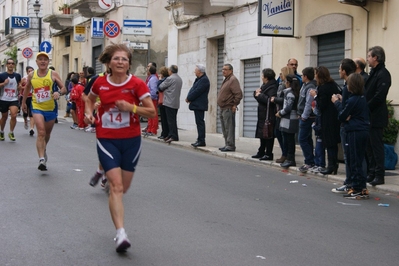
[346,130,369,190]
[366,127,384,179]
[165,106,179,140]
[282,131,296,161]
[159,105,168,138]
[194,110,205,143]
[258,138,275,156]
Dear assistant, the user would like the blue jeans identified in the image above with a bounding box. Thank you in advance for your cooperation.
[314,137,325,167]
[299,118,315,165]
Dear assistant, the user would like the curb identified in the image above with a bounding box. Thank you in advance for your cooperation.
[143,135,399,197]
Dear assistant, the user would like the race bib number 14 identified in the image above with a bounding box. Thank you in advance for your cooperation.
[102,108,130,129]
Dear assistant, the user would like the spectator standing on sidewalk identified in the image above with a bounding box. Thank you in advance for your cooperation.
[331,58,357,193]
[310,66,341,176]
[157,66,170,140]
[332,73,370,199]
[158,65,183,143]
[252,68,277,160]
[353,57,369,83]
[272,74,300,168]
[274,66,294,163]
[217,63,243,152]
[146,64,159,136]
[297,67,317,173]
[364,46,391,186]
[186,64,210,148]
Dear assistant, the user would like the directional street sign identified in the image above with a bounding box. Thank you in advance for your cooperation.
[22,47,33,59]
[123,20,152,35]
[11,16,30,29]
[91,17,104,38]
[39,41,52,53]
[104,20,120,38]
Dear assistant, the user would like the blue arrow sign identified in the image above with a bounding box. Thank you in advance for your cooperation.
[39,41,52,53]
[123,20,152,28]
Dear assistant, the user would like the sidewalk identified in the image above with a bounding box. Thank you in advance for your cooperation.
[57,110,399,196]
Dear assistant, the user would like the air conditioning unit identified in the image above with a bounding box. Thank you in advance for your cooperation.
[338,0,367,6]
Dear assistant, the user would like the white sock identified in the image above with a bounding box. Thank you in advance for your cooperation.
[97,168,104,175]
[116,228,125,236]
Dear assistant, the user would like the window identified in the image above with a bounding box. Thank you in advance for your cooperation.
[65,35,70,47]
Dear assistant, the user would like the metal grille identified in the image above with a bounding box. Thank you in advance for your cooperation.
[243,58,260,138]
[216,38,224,133]
[317,31,345,87]
[93,46,103,75]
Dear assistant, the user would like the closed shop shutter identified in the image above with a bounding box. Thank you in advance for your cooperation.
[216,38,224,133]
[243,58,260,138]
[93,45,103,75]
[317,31,345,87]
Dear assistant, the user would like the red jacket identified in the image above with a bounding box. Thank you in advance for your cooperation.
[70,84,85,104]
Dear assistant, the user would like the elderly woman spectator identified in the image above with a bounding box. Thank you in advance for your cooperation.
[252,68,278,160]
[157,66,170,140]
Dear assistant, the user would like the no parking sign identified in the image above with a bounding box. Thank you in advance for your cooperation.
[104,20,120,38]
[22,47,33,59]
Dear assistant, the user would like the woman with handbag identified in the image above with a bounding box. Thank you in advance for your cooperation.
[272,74,300,168]
[252,68,278,160]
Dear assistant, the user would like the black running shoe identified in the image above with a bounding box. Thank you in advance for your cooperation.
[89,172,103,187]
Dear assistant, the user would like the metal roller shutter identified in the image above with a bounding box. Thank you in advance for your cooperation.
[93,45,103,75]
[216,38,224,133]
[243,58,260,138]
[317,31,345,87]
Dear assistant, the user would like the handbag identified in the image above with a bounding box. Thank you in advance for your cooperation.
[262,99,274,139]
[158,91,164,105]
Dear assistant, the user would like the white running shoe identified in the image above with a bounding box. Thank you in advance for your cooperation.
[38,159,47,171]
[114,232,131,253]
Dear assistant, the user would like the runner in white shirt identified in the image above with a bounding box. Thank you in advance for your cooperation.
[0,58,22,141]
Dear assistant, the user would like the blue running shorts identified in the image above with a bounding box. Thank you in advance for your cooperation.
[97,136,142,173]
[31,109,57,122]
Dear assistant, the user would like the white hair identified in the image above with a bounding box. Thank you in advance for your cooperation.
[196,64,206,73]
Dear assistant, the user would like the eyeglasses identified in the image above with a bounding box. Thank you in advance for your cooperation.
[112,57,129,62]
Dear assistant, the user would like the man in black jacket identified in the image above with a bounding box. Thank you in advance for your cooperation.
[364,46,391,186]
[186,64,210,147]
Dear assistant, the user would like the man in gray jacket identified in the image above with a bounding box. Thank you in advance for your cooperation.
[159,65,183,143]
[297,67,317,173]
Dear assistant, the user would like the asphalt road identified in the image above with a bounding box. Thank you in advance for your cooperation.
[1,119,399,266]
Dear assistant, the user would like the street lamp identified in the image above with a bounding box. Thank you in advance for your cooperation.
[33,0,42,50]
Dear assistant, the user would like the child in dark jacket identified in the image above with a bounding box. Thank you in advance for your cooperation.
[332,73,370,199]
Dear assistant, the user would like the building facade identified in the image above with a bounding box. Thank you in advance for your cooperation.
[165,0,398,153]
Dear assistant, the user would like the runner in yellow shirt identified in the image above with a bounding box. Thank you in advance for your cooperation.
[22,52,66,171]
